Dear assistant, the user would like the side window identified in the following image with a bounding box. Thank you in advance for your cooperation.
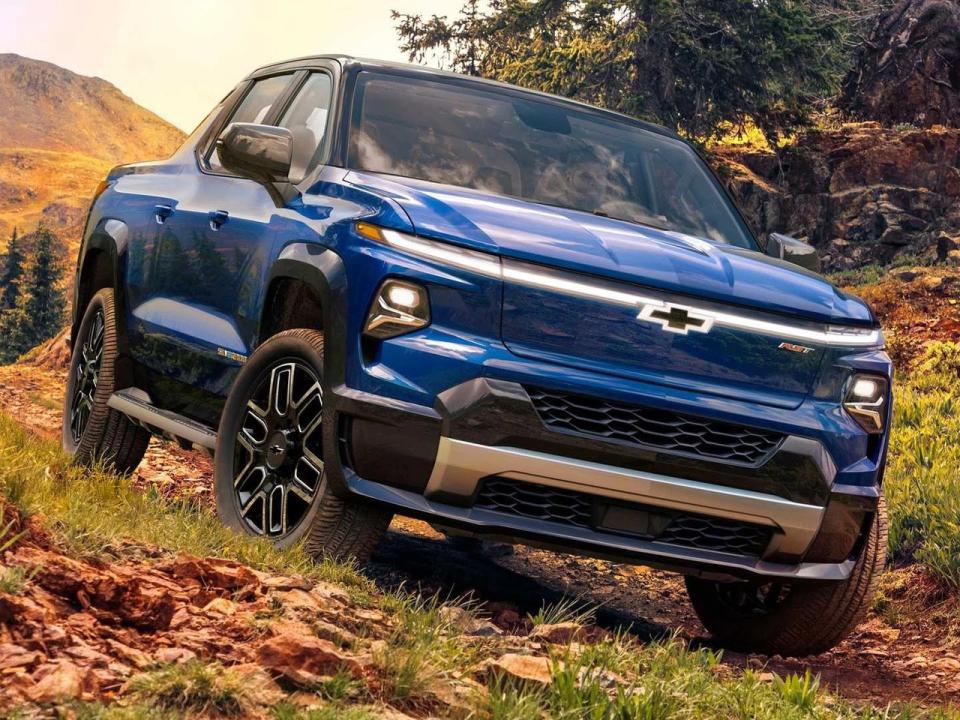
[207,73,294,171]
[278,73,333,181]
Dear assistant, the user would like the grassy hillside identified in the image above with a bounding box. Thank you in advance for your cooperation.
[0,412,957,719]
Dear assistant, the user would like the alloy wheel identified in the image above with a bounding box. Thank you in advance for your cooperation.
[232,360,324,537]
[69,308,105,444]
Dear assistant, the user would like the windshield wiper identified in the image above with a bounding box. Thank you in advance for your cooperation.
[589,209,672,233]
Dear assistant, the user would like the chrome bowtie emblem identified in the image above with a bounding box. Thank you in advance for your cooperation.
[638,303,714,335]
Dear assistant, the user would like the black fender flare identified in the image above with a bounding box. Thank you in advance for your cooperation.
[73,218,130,354]
[262,243,354,497]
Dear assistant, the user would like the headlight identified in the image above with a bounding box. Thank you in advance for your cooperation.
[355,221,502,278]
[364,279,430,339]
[843,374,889,433]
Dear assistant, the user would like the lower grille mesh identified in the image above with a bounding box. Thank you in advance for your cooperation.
[527,387,784,464]
[475,478,771,557]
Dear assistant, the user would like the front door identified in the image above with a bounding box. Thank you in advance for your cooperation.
[129,70,334,414]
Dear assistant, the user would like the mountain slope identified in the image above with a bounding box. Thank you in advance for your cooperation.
[0,54,185,254]
[0,53,184,163]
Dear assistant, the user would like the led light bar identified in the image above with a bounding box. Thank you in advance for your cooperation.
[354,222,883,348]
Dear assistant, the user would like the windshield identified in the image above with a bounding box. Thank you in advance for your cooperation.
[347,72,756,249]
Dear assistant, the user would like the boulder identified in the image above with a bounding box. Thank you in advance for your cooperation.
[256,633,366,687]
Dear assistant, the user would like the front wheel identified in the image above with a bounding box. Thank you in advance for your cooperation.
[685,496,887,657]
[214,329,392,562]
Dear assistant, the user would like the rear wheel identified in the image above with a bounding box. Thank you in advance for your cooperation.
[685,496,887,657]
[62,288,150,474]
[214,329,392,561]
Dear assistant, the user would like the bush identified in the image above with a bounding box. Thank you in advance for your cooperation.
[885,342,960,587]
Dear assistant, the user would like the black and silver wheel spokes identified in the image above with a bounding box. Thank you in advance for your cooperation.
[233,360,324,537]
[69,309,105,443]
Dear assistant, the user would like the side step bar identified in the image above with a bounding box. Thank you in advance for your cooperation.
[108,388,218,450]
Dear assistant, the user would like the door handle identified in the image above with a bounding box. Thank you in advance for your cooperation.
[208,209,229,231]
[154,204,174,224]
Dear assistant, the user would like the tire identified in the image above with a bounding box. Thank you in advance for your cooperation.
[214,329,392,562]
[62,288,150,474]
[685,495,888,657]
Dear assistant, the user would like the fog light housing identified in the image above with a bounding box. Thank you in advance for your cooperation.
[843,373,889,434]
[364,279,430,339]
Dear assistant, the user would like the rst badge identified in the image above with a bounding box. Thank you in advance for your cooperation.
[778,342,814,354]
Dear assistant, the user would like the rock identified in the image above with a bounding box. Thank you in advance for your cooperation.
[891,269,919,282]
[203,597,237,616]
[439,605,476,631]
[275,589,321,612]
[529,622,585,644]
[105,640,151,669]
[0,643,42,670]
[921,275,946,292]
[486,653,555,686]
[309,581,351,604]
[259,574,312,591]
[26,660,86,702]
[63,644,112,667]
[157,555,261,595]
[468,622,504,638]
[311,619,357,648]
[154,647,197,664]
[256,633,366,687]
[487,602,523,629]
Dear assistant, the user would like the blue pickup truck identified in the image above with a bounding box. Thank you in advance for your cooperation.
[64,56,891,656]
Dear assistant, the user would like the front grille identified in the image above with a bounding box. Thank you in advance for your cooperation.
[477,478,592,528]
[475,478,771,557]
[657,515,772,556]
[527,387,783,465]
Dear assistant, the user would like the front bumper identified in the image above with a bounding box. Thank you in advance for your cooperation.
[325,378,882,583]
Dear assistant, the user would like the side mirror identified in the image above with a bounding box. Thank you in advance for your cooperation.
[766,233,821,274]
[216,123,293,182]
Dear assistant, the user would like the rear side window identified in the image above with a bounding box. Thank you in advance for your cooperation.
[207,73,294,171]
[279,73,333,181]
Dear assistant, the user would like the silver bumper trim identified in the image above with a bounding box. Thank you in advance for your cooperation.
[425,438,824,557]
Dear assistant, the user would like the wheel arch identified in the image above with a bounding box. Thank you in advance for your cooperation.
[260,243,348,380]
[259,243,352,497]
[72,219,129,349]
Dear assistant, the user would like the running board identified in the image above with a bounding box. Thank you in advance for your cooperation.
[108,388,218,450]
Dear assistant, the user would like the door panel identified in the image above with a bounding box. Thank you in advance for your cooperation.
[128,172,280,396]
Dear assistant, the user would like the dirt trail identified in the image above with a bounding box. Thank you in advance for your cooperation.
[2,364,959,707]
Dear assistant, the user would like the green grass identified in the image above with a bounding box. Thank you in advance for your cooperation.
[0,563,37,594]
[127,660,273,716]
[271,702,378,720]
[484,633,960,720]
[0,413,367,592]
[884,342,960,587]
[827,254,930,288]
[527,596,596,627]
[376,591,481,702]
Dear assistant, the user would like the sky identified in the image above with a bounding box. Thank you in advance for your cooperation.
[0,0,464,131]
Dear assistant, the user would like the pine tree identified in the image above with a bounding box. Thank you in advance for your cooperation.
[393,0,885,144]
[0,226,66,365]
[0,227,25,310]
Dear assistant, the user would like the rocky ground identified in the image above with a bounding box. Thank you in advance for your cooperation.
[2,269,960,713]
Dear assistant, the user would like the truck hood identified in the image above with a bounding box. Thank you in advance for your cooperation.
[345,171,874,326]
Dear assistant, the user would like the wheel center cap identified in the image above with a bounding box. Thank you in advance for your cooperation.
[265,431,291,470]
